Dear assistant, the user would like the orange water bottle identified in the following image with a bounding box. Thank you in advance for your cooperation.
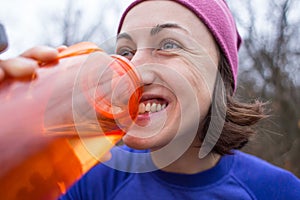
[0,42,142,200]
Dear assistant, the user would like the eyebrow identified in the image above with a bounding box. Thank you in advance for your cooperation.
[150,23,188,36]
[117,32,133,41]
[117,23,188,41]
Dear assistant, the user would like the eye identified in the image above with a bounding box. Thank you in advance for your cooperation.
[160,39,182,51]
[116,47,136,60]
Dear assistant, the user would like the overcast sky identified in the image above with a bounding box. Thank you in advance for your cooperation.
[0,0,132,59]
[0,0,297,59]
[0,0,267,59]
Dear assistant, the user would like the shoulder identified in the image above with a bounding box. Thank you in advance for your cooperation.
[231,151,300,199]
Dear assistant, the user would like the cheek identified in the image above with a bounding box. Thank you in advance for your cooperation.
[190,73,212,121]
[171,58,215,119]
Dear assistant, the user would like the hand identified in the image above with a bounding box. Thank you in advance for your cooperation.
[0,45,67,82]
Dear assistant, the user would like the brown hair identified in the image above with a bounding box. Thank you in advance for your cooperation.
[200,54,268,155]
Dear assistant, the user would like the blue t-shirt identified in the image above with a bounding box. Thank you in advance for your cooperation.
[60,146,300,200]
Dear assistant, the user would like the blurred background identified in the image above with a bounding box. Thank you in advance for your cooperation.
[0,0,299,177]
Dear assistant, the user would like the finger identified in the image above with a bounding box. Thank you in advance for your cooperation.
[0,57,38,78]
[57,45,68,53]
[21,46,59,64]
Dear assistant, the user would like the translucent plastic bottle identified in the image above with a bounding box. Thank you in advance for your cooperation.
[0,42,142,200]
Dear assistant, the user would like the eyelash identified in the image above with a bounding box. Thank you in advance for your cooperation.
[158,39,182,51]
[116,39,183,59]
[116,47,136,60]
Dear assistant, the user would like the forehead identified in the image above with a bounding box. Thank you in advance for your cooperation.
[119,0,219,62]
[120,0,200,33]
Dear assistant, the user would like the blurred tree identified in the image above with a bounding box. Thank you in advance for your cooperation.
[40,0,125,52]
[228,0,300,177]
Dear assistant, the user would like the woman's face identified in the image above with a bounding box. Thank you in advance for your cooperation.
[116,0,219,151]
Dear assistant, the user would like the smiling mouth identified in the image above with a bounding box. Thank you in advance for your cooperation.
[138,98,168,114]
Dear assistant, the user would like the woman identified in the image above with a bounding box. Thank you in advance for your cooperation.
[1,0,300,199]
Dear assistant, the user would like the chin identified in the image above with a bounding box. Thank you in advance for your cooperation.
[122,134,170,150]
[122,135,152,150]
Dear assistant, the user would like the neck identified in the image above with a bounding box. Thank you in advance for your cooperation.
[151,142,221,174]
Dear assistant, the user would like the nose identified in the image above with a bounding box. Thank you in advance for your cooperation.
[130,48,153,67]
[131,48,157,86]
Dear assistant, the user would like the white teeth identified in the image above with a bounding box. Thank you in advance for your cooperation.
[145,103,151,112]
[138,102,167,114]
[139,103,145,113]
[150,103,157,112]
[156,104,162,112]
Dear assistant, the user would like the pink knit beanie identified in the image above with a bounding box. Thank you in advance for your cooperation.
[117,0,242,89]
